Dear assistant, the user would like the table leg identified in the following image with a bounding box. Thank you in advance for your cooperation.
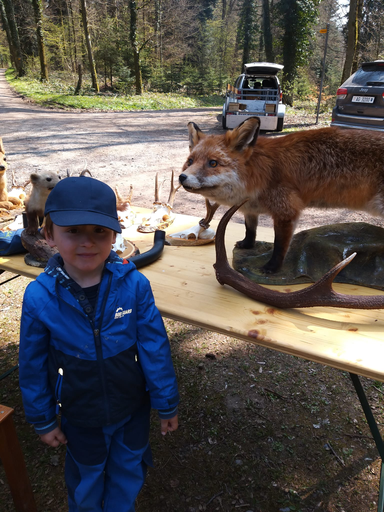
[0,404,37,512]
[350,373,384,512]
[379,462,384,512]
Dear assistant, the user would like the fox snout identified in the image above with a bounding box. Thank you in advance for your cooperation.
[179,172,200,191]
[179,173,188,185]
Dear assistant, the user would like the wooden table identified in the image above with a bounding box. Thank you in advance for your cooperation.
[2,208,384,511]
[0,405,37,512]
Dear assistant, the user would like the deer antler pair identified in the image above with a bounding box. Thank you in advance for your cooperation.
[154,170,180,206]
[138,171,181,233]
[214,202,384,309]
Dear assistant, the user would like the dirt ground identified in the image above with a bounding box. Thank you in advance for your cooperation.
[1,68,384,512]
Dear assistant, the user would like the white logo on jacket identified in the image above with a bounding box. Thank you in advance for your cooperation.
[114,307,132,319]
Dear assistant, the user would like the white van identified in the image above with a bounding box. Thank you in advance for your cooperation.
[222,62,285,131]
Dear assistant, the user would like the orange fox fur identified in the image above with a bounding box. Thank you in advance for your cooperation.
[179,117,384,273]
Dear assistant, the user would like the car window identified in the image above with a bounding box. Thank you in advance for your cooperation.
[234,76,243,89]
[248,79,264,89]
[233,74,279,89]
[347,67,384,86]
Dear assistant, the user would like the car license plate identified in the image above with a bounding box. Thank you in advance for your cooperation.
[352,96,375,103]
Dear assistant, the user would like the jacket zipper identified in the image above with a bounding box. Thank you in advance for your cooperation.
[90,272,113,424]
[55,272,113,424]
[55,368,63,414]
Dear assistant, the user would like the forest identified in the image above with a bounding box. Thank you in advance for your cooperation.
[0,0,383,106]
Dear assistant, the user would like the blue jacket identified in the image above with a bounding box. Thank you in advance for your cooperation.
[19,252,179,433]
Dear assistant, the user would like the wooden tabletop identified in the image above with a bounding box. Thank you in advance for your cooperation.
[2,208,384,382]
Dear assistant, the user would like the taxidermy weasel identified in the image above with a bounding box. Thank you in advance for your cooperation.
[24,172,61,234]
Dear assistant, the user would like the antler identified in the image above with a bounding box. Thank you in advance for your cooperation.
[154,172,162,202]
[115,184,133,210]
[67,167,92,178]
[167,170,181,207]
[79,169,92,177]
[214,202,384,309]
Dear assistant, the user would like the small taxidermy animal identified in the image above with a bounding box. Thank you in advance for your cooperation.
[0,137,23,210]
[179,117,384,273]
[24,171,61,234]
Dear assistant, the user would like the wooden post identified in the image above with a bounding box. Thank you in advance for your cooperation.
[0,404,37,512]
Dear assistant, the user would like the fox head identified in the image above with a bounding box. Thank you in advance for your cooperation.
[0,138,7,176]
[179,117,261,205]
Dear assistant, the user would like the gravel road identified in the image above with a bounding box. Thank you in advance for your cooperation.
[0,69,223,217]
[1,68,383,232]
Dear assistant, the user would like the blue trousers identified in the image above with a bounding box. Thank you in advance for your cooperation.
[61,405,152,512]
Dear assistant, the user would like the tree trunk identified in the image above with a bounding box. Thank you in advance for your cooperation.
[341,0,359,84]
[281,0,298,106]
[0,0,16,68]
[154,0,163,66]
[79,0,99,92]
[351,0,363,74]
[75,62,82,94]
[31,0,48,81]
[240,0,253,69]
[66,0,78,72]
[262,0,274,62]
[1,0,25,76]
[129,0,142,95]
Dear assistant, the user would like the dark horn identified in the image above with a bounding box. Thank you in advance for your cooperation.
[214,203,384,309]
[129,230,165,269]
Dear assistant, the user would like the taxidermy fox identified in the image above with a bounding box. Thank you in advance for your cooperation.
[179,117,384,273]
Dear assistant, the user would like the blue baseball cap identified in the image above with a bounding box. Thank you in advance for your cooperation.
[44,177,122,233]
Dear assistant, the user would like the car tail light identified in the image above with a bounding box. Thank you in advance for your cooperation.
[336,87,348,100]
[280,91,283,101]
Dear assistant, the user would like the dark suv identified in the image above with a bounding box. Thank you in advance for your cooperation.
[331,61,384,131]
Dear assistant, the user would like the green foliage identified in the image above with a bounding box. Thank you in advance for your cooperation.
[237,0,260,67]
[294,67,317,100]
[0,43,10,67]
[5,71,223,110]
[114,66,136,95]
[278,0,320,102]
[7,0,384,107]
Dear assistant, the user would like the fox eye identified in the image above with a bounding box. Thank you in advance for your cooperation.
[209,160,218,168]
[187,158,193,166]
[3,157,6,161]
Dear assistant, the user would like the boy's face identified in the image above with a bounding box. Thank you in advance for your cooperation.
[46,224,116,281]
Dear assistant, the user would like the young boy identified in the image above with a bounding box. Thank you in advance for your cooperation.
[19,176,179,512]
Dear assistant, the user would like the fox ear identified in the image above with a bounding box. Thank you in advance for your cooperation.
[226,117,260,152]
[187,122,205,150]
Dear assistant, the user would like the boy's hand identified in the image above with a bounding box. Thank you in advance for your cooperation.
[39,427,67,447]
[160,415,178,436]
